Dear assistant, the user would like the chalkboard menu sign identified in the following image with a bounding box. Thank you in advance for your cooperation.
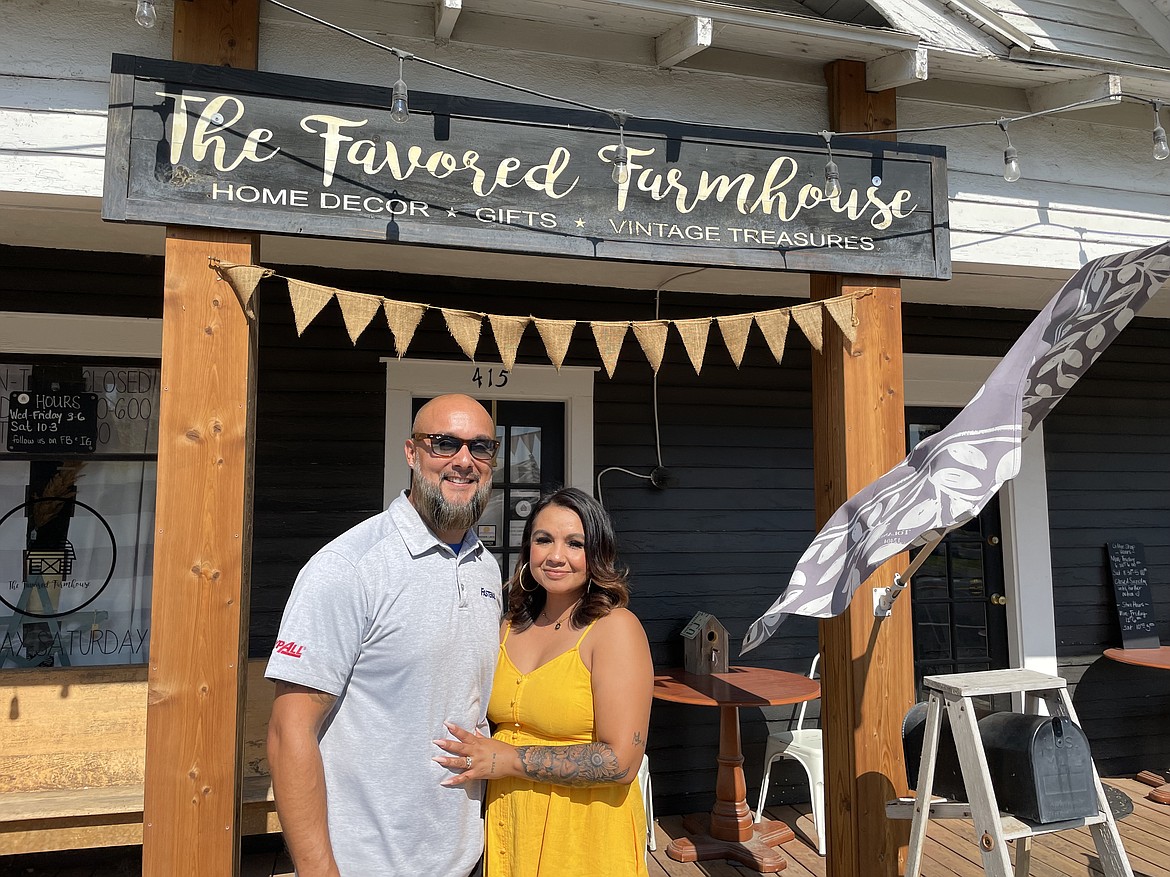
[5,392,99,454]
[1106,541,1160,650]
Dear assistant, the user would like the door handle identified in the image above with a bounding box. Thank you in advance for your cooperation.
[989,593,1007,606]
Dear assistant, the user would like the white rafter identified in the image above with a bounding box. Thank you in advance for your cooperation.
[1025,74,1123,114]
[434,0,461,43]
[867,46,929,90]
[655,16,712,68]
[607,0,922,53]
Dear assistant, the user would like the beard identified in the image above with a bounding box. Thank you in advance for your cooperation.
[410,460,492,535]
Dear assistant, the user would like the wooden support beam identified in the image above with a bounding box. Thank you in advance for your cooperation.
[142,4,259,877]
[814,59,914,877]
[1025,74,1122,114]
[867,48,928,92]
[143,229,259,877]
[435,0,462,44]
[655,16,712,68]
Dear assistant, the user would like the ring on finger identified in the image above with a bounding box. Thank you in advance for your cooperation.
[465,756,473,770]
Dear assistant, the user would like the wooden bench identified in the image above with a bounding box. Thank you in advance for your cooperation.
[0,658,280,854]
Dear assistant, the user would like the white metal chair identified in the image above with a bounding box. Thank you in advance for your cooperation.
[755,654,825,855]
[637,753,656,856]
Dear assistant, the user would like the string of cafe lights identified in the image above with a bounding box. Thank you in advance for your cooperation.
[132,0,1170,189]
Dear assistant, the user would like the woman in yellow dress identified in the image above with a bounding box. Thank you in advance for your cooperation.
[436,487,654,876]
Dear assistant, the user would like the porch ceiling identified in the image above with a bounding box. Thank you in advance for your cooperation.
[262,0,1170,100]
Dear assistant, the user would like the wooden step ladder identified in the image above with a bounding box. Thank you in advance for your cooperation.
[886,668,1132,877]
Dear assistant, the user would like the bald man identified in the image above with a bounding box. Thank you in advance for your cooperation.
[267,394,502,877]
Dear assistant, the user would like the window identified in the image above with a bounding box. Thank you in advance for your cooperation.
[0,315,161,669]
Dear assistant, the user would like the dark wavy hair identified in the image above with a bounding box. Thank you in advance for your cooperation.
[506,487,629,631]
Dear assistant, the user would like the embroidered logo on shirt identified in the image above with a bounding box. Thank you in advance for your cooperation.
[480,588,497,601]
[274,640,304,658]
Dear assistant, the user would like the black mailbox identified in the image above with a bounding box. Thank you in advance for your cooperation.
[902,705,1098,824]
[902,702,965,798]
[979,712,1097,823]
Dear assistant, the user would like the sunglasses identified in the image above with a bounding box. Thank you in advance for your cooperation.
[412,432,500,462]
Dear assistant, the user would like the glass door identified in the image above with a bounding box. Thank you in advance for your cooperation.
[906,408,1010,709]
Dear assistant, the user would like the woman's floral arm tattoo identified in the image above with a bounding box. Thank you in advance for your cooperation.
[515,743,630,786]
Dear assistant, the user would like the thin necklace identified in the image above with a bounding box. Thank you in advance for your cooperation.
[541,599,580,630]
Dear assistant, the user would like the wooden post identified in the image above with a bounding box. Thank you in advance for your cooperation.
[814,59,914,877]
[142,4,259,877]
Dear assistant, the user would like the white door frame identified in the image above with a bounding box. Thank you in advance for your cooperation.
[381,359,596,507]
[904,353,1057,678]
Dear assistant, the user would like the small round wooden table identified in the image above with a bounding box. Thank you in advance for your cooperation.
[1104,647,1170,803]
[1104,645,1170,670]
[653,665,821,873]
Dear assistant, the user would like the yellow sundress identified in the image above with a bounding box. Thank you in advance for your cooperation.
[485,622,649,877]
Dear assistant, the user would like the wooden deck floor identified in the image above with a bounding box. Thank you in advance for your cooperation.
[645,776,1170,877]
[2,777,1168,876]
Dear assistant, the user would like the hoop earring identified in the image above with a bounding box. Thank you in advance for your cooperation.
[586,579,593,594]
[519,563,538,593]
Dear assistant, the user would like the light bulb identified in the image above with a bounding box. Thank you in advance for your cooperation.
[1003,146,1021,182]
[824,160,841,198]
[390,79,410,123]
[611,144,629,185]
[135,0,157,28]
[1155,125,1169,161]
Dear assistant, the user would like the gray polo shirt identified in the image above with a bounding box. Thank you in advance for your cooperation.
[266,492,502,877]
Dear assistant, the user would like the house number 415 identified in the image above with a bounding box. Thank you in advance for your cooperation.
[471,367,509,388]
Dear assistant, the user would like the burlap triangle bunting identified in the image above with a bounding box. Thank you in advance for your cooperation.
[674,318,711,375]
[591,321,628,378]
[383,299,427,358]
[791,304,823,352]
[534,319,575,370]
[214,262,271,319]
[717,314,753,368]
[755,308,791,364]
[335,290,383,344]
[210,263,867,371]
[824,296,857,345]
[632,320,669,373]
[287,279,337,337]
[489,314,530,370]
[442,308,483,360]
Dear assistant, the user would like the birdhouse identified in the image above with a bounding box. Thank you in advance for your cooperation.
[681,612,729,675]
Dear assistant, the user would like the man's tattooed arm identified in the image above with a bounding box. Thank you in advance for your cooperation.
[515,743,631,786]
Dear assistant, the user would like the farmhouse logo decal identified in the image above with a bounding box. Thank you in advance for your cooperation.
[0,497,116,618]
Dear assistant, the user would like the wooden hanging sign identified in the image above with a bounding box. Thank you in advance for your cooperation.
[103,55,951,279]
